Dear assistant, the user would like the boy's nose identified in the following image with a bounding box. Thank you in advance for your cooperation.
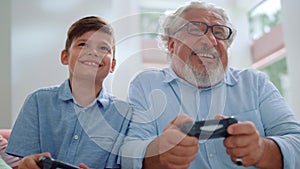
[87,48,99,57]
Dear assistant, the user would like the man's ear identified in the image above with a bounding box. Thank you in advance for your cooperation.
[110,58,116,73]
[168,37,175,55]
[60,50,69,65]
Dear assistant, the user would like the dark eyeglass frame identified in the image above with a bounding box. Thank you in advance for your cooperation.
[172,21,233,40]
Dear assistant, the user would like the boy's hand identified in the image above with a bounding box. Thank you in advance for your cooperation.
[79,163,92,169]
[18,152,51,169]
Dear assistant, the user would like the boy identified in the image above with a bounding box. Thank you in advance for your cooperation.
[6,16,132,169]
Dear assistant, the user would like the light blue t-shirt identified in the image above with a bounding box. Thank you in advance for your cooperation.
[121,67,300,169]
[6,79,132,169]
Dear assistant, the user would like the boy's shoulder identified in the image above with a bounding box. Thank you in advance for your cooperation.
[26,80,70,99]
[30,83,64,95]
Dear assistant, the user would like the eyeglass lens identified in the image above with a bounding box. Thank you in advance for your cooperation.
[188,22,231,40]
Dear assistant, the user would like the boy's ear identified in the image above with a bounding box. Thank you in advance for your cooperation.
[60,50,69,65]
[168,37,175,55]
[110,58,116,73]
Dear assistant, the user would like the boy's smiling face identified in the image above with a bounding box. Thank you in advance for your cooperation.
[61,30,115,84]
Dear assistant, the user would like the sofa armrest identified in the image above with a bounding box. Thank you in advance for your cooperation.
[0,129,11,140]
[1,129,20,169]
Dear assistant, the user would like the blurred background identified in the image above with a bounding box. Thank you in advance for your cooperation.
[1,0,299,128]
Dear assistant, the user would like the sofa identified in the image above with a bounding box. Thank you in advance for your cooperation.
[0,129,11,141]
[0,129,19,169]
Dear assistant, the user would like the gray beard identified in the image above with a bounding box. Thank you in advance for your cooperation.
[172,57,226,88]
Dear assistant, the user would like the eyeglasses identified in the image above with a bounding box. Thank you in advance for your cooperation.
[173,21,233,40]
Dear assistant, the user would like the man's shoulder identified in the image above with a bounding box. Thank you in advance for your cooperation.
[227,67,268,86]
[136,68,165,76]
[132,68,167,81]
[229,67,266,78]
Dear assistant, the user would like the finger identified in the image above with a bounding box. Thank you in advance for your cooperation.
[164,114,193,131]
[172,114,193,127]
[79,163,91,169]
[214,114,228,119]
[229,150,255,167]
[229,156,244,167]
[172,140,199,155]
[224,134,257,148]
[159,129,198,153]
[226,145,250,158]
[19,152,52,169]
[227,121,257,135]
[225,140,262,166]
[158,142,197,169]
[37,152,51,159]
[19,157,40,169]
[160,152,195,169]
[163,150,198,165]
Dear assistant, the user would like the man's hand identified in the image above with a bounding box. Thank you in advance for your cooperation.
[224,121,283,169]
[143,114,199,169]
[18,152,51,169]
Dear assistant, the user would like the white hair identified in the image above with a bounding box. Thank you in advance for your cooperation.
[158,1,237,53]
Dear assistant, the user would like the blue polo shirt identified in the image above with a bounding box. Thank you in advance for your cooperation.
[120,67,300,169]
[6,79,132,169]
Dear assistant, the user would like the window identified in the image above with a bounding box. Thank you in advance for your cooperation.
[248,0,281,40]
[249,0,289,96]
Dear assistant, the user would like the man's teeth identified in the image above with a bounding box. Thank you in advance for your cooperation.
[194,52,214,59]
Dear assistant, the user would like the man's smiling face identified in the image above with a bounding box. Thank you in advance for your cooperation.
[169,8,230,87]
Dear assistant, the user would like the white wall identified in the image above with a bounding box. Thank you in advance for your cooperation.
[107,0,142,100]
[0,0,12,128]
[281,0,300,120]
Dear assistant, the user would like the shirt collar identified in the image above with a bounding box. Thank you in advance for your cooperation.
[97,87,111,109]
[162,66,238,88]
[58,79,111,109]
[58,79,73,101]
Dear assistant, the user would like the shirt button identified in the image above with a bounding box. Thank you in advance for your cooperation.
[73,135,79,140]
[209,153,214,158]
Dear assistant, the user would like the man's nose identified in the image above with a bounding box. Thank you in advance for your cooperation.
[204,29,217,46]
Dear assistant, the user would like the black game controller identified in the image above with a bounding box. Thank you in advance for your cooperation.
[37,156,80,169]
[180,117,238,140]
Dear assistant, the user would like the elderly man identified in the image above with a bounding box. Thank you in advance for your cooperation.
[120,1,300,169]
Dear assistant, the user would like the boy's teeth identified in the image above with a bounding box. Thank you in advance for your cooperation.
[83,61,98,67]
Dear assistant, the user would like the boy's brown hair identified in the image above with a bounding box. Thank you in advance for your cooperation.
[65,16,115,59]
